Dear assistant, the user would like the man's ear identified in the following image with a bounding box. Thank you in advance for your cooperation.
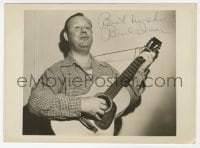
[63,32,69,41]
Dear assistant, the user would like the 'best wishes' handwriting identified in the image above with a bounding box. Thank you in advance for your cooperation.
[98,12,170,41]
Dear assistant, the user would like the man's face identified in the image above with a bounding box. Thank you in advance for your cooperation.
[66,16,93,54]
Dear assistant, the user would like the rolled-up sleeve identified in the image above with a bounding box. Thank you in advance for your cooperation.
[28,68,81,120]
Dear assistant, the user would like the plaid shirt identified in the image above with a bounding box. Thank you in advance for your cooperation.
[28,53,143,120]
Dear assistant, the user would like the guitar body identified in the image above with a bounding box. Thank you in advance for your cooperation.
[51,76,131,135]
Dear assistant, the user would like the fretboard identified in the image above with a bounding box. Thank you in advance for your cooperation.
[104,56,146,100]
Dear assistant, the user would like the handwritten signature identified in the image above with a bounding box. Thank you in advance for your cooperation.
[98,12,171,41]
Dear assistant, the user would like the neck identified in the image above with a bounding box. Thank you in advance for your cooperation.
[69,50,91,69]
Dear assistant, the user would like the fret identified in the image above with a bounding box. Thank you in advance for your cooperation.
[104,56,146,100]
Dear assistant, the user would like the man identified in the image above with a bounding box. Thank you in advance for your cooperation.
[27,13,155,135]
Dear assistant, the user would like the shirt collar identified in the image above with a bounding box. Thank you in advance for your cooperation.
[61,52,76,67]
[60,52,108,68]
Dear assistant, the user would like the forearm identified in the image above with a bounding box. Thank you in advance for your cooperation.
[125,85,142,113]
[127,85,142,103]
[117,69,147,117]
[28,89,81,120]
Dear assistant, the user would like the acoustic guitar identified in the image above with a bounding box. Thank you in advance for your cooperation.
[51,37,162,135]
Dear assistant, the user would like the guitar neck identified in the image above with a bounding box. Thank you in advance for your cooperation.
[104,56,146,100]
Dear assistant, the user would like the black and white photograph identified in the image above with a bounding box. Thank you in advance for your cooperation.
[3,3,196,143]
[22,10,176,136]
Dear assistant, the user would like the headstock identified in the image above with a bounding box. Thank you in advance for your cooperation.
[143,37,162,60]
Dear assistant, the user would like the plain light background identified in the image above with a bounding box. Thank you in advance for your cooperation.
[0,0,199,146]
[24,10,176,136]
[3,3,196,143]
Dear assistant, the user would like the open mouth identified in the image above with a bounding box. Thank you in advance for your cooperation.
[80,36,89,40]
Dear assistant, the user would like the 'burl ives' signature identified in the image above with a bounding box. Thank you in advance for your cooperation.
[98,12,171,41]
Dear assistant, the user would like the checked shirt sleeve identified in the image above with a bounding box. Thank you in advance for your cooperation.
[28,68,81,120]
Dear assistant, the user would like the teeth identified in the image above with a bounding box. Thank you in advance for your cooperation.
[81,37,88,40]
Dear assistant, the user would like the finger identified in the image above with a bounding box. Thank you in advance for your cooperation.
[99,99,106,105]
[134,74,144,85]
[97,109,104,115]
[138,87,145,96]
[149,52,156,63]
[134,86,145,96]
[150,51,156,59]
[142,52,154,63]
[144,69,150,77]
[99,104,108,110]
[94,114,102,121]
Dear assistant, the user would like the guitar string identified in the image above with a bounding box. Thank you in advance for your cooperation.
[106,62,138,98]
[94,47,145,99]
[104,57,145,100]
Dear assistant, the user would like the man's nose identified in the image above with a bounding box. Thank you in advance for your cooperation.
[80,27,87,33]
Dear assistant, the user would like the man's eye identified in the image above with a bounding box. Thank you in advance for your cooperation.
[86,26,91,30]
[74,26,81,29]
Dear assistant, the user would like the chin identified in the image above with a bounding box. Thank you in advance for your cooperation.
[80,44,92,50]
[77,46,90,54]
